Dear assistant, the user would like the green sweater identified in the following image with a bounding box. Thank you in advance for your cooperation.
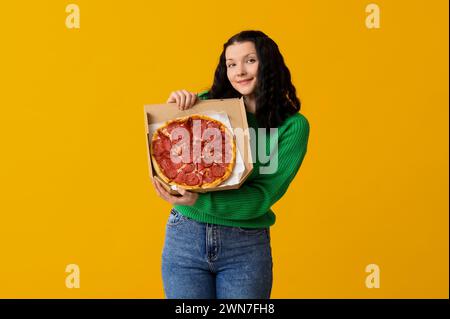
[174,90,310,228]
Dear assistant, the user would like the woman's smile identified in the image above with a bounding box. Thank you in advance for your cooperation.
[237,78,254,86]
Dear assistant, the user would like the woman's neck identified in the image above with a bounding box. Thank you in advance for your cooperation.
[243,95,256,114]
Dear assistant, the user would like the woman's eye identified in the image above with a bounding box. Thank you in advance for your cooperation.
[227,59,255,68]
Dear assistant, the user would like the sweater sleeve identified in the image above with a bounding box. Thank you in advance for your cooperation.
[191,115,310,221]
[197,90,209,100]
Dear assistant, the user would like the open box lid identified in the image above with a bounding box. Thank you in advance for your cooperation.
[144,97,254,194]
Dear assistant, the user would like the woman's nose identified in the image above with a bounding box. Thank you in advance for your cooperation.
[236,65,246,76]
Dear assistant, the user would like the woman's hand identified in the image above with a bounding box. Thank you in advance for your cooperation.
[166,89,198,110]
[153,179,199,206]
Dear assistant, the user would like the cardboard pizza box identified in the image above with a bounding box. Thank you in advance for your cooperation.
[144,97,254,195]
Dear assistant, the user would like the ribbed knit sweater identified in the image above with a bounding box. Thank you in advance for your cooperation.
[174,91,310,228]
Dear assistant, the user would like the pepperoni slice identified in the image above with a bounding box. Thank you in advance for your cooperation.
[163,167,178,179]
[196,172,203,185]
[153,134,172,155]
[159,158,171,170]
[157,132,171,146]
[201,168,215,183]
[159,157,182,171]
[167,121,191,144]
[152,140,164,156]
[169,142,192,164]
[211,163,226,177]
[155,150,170,160]
[203,142,222,164]
[174,161,183,170]
[170,129,191,144]
[157,159,177,179]
[173,171,185,184]
[184,117,193,130]
[161,135,171,151]
[182,163,195,173]
[166,121,184,134]
[199,158,213,169]
[184,172,200,186]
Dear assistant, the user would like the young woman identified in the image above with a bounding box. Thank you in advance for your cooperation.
[153,30,310,299]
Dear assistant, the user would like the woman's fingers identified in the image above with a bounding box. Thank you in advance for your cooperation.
[187,91,198,109]
[166,93,175,103]
[173,91,182,108]
[177,91,186,109]
[153,179,197,205]
[191,93,198,105]
[167,91,178,104]
[182,90,191,109]
[167,90,199,110]
[175,187,198,205]
[154,179,182,204]
[153,179,163,196]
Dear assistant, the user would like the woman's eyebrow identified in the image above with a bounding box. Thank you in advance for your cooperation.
[226,53,257,61]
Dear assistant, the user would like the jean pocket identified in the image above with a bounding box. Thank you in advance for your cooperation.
[167,208,187,226]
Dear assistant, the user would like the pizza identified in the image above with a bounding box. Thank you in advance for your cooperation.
[150,114,236,190]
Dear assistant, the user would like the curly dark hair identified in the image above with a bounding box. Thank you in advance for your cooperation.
[206,30,301,129]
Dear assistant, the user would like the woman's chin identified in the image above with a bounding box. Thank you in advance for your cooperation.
[235,87,255,96]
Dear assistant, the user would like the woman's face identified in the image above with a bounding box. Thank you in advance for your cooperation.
[225,41,259,96]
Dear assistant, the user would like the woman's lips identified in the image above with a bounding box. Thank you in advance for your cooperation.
[237,78,253,85]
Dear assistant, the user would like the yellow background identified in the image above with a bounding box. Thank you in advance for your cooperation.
[0,0,448,298]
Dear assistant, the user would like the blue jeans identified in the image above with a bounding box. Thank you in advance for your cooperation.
[162,208,273,299]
